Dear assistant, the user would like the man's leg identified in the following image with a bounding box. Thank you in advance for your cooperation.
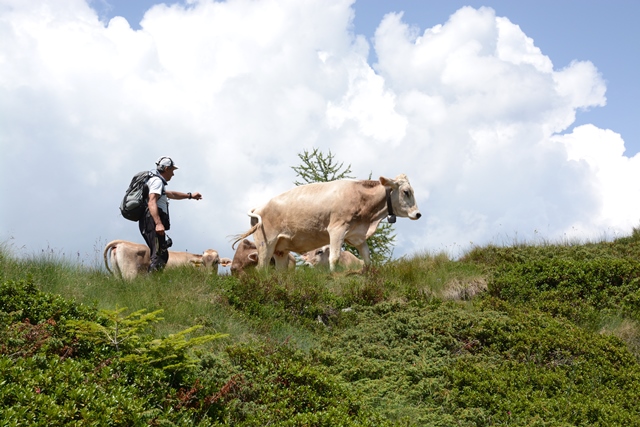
[139,212,168,272]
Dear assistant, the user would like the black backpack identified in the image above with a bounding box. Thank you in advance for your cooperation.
[120,171,153,221]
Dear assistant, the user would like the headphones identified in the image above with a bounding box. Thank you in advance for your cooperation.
[156,156,174,172]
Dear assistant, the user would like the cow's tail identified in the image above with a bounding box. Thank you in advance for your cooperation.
[103,240,119,274]
[103,240,124,275]
[231,211,262,249]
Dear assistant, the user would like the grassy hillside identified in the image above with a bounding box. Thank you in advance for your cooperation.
[2,231,640,426]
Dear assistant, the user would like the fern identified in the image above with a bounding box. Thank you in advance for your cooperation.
[67,307,228,373]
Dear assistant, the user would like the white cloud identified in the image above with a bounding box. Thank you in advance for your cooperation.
[0,0,637,266]
[554,125,640,231]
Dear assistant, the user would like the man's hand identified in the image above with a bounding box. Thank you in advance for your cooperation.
[155,223,165,236]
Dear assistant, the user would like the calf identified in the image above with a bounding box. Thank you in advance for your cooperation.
[300,245,364,271]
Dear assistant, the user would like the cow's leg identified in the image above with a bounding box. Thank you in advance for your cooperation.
[252,221,277,270]
[273,250,291,270]
[255,237,276,270]
[328,228,348,272]
[354,242,372,266]
[271,236,293,270]
[259,244,275,270]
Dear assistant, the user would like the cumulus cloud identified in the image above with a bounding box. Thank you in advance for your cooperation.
[0,0,637,266]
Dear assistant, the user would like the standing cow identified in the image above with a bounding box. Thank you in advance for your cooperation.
[233,174,421,272]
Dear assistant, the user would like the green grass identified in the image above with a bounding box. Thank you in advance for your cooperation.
[3,231,640,425]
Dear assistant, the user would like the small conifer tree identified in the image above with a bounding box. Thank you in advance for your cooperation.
[291,148,396,264]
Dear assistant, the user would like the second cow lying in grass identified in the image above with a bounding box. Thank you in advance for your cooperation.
[300,245,364,271]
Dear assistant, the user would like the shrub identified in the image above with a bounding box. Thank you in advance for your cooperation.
[0,279,231,426]
[489,257,640,325]
[0,279,96,324]
[315,299,640,426]
[211,341,392,426]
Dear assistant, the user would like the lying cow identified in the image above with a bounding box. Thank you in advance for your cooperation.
[300,245,364,271]
[233,174,421,271]
[230,239,295,276]
[103,240,229,280]
[168,249,221,269]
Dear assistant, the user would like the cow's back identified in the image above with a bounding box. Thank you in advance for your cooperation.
[259,180,373,218]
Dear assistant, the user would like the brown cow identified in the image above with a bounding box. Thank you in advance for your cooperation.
[300,245,364,271]
[103,240,227,279]
[230,239,295,276]
[233,174,421,271]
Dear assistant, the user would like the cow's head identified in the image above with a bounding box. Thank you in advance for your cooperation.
[300,245,330,267]
[201,249,221,272]
[230,239,259,276]
[380,174,421,220]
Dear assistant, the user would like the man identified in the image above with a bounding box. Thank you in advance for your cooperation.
[139,156,202,273]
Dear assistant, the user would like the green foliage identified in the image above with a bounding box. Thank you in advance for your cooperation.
[0,278,96,324]
[291,147,355,185]
[463,235,640,331]
[0,355,157,426]
[221,268,355,332]
[0,279,233,426]
[67,306,165,352]
[68,307,229,374]
[0,278,100,360]
[315,299,640,426]
[361,221,396,265]
[210,341,393,426]
[490,257,640,325]
[6,230,640,425]
[291,147,396,264]
[121,325,228,373]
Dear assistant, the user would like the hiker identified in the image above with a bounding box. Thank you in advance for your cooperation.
[139,156,202,273]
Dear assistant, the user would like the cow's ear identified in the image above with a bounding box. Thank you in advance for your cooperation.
[248,252,259,262]
[380,176,397,188]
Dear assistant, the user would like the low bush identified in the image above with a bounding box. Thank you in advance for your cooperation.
[5,230,640,425]
[315,298,640,426]
[203,341,393,426]
[469,243,640,329]
[0,279,229,425]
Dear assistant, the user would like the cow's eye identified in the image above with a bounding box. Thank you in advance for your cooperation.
[403,190,410,197]
[316,250,323,255]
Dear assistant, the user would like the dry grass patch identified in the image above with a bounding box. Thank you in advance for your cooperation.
[600,318,640,357]
[440,277,488,301]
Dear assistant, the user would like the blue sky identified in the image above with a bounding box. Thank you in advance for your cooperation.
[3,0,640,269]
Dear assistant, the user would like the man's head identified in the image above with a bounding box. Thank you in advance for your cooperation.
[156,156,178,180]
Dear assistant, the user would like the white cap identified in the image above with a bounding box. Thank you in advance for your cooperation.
[156,156,178,171]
